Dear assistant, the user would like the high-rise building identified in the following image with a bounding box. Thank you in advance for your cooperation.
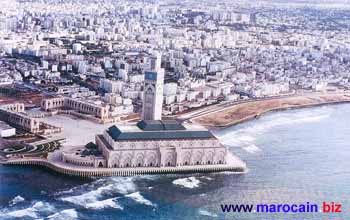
[142,53,164,121]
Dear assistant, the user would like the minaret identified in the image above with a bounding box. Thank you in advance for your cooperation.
[142,52,164,121]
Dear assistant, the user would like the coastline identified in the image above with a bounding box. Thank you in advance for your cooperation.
[193,92,350,129]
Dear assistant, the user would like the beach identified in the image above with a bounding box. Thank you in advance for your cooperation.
[193,92,350,128]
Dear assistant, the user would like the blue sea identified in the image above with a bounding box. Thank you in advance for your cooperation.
[1,104,350,220]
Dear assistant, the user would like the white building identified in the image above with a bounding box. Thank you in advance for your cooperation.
[41,97,109,120]
[0,121,16,137]
[100,79,124,93]
[94,121,227,168]
[163,83,178,96]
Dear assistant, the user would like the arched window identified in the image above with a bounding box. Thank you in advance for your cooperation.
[149,162,153,167]
[138,163,141,167]
[196,161,200,165]
[126,163,129,167]
[185,162,188,165]
[167,162,171,166]
[98,162,103,167]
[207,161,211,164]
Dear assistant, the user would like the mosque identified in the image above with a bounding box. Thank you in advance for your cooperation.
[90,54,229,169]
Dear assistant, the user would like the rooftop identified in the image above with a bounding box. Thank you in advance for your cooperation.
[106,120,215,141]
[136,120,186,131]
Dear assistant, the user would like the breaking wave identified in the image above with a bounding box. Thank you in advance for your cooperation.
[47,209,78,220]
[217,107,332,153]
[59,176,138,209]
[85,198,123,210]
[125,192,155,206]
[172,177,201,188]
[198,209,218,217]
[55,188,74,196]
[9,195,25,206]
[200,176,213,181]
[60,184,116,207]
[2,201,55,219]
[3,208,38,219]
[242,144,262,153]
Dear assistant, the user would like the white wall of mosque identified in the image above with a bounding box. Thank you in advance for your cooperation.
[94,133,227,168]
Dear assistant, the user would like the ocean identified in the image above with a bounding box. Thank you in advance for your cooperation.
[1,104,349,220]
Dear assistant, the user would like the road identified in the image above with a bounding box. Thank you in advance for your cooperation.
[177,93,298,122]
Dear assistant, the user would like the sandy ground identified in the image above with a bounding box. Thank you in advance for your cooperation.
[0,94,43,106]
[193,92,350,127]
[40,114,114,147]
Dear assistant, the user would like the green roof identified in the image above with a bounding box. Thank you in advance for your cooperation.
[136,120,186,131]
[106,123,215,141]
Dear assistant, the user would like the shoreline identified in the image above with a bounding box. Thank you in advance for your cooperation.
[193,92,350,129]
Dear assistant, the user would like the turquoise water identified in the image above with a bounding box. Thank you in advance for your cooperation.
[1,104,349,219]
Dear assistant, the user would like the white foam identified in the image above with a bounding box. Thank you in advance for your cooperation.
[85,198,123,210]
[125,192,155,206]
[60,184,114,207]
[212,170,247,175]
[9,195,25,206]
[55,188,74,195]
[221,134,257,149]
[60,177,137,208]
[32,201,55,212]
[109,177,137,194]
[172,177,201,188]
[47,209,78,220]
[4,201,54,219]
[217,107,331,152]
[5,208,38,219]
[242,144,262,154]
[133,175,159,181]
[198,209,218,217]
[200,176,213,181]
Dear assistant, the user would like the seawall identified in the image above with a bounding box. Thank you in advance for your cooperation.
[1,159,245,177]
